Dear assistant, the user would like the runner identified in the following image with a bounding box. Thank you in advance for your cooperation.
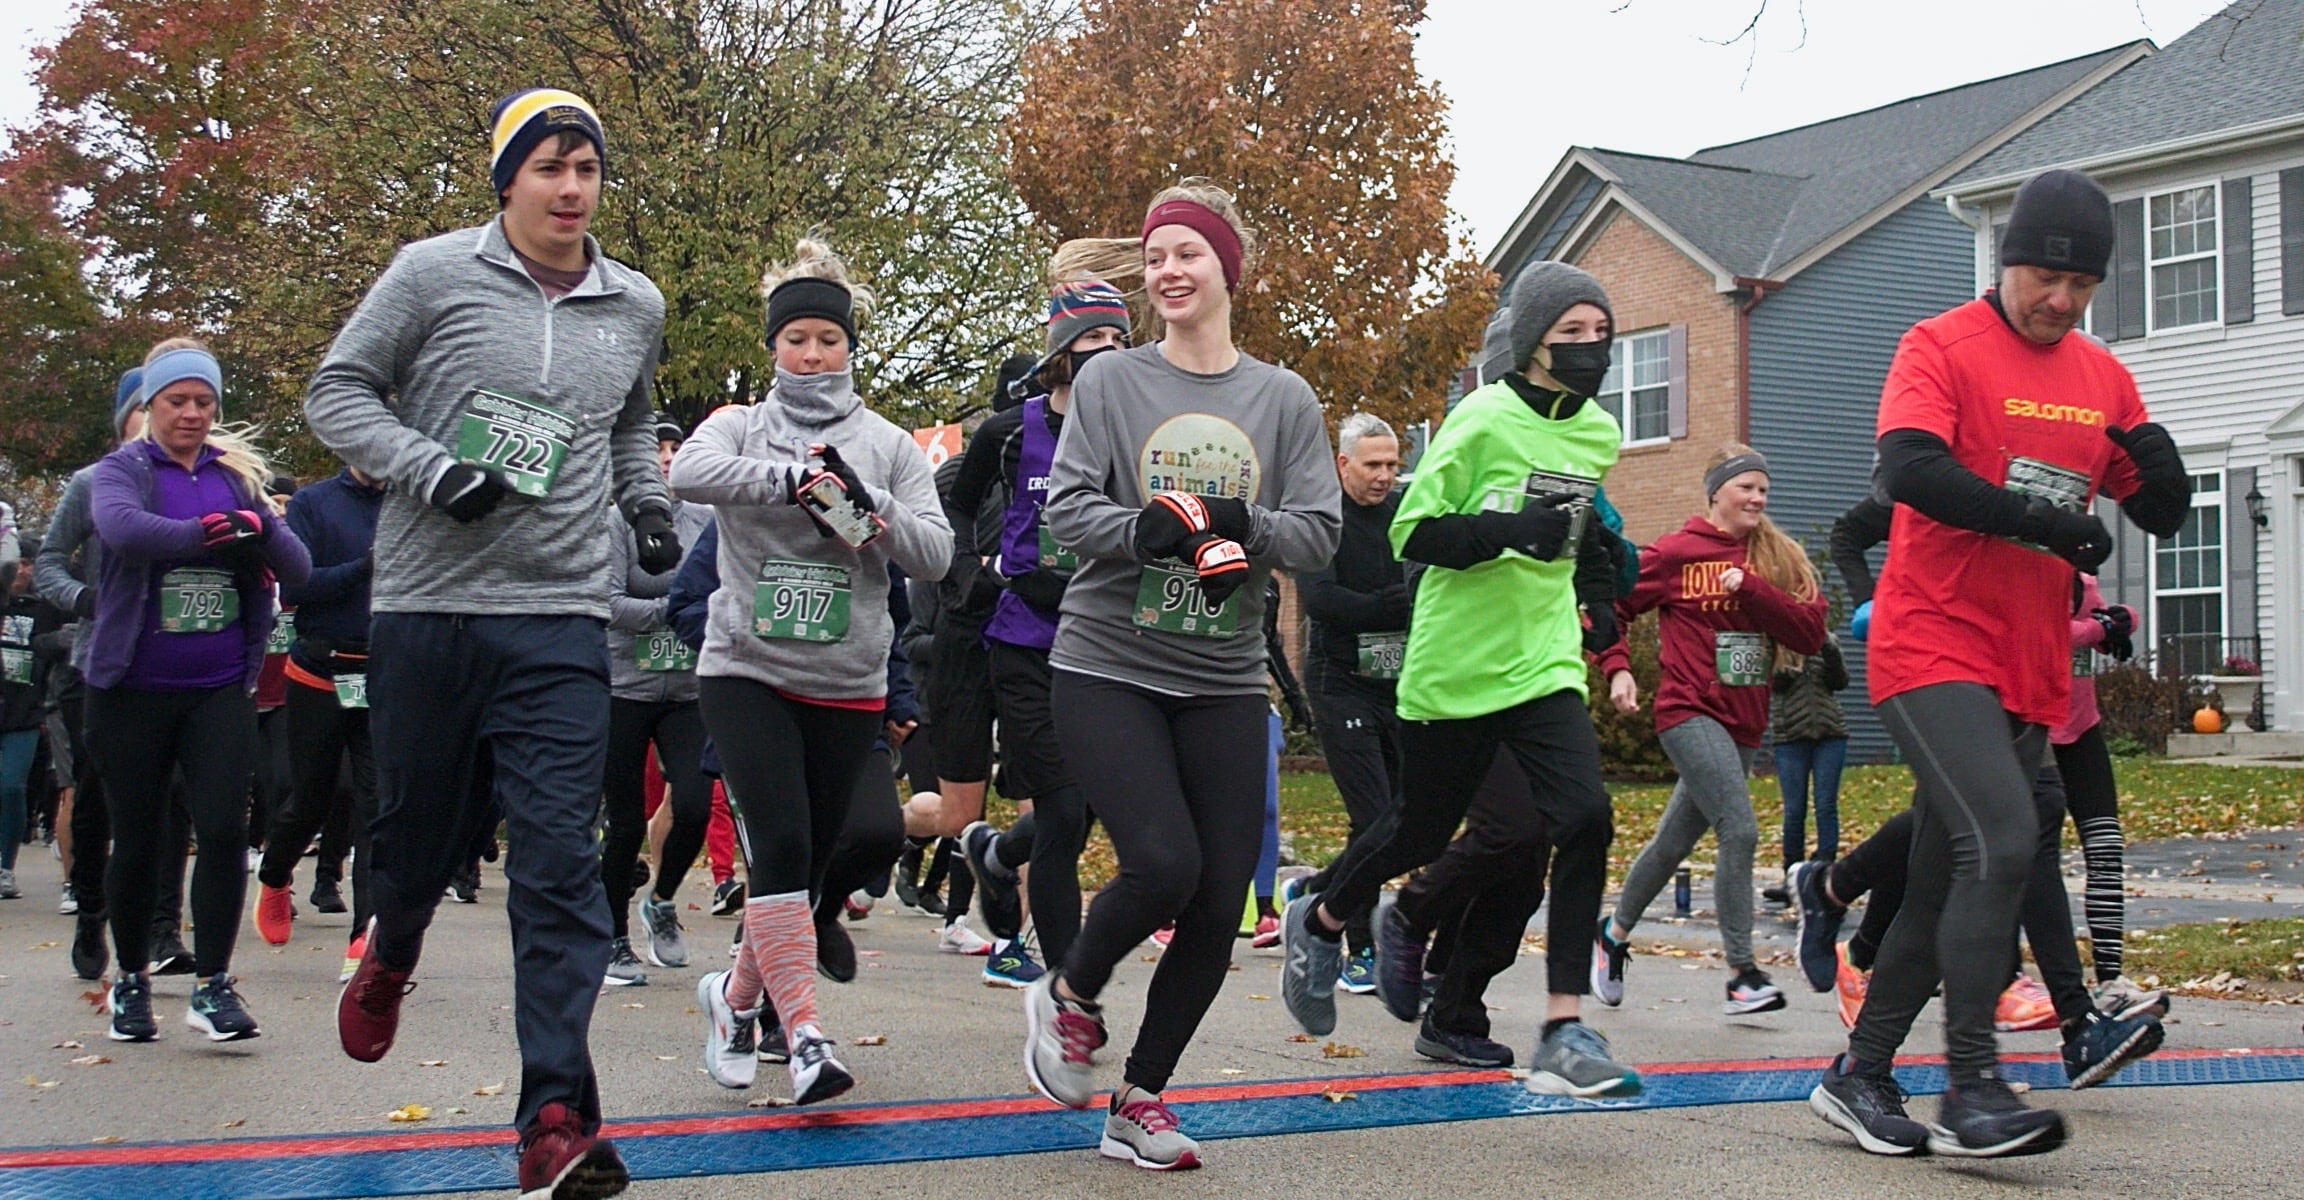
[1017,182,1340,1170]
[1593,445,1825,1017]
[2,535,63,902]
[600,412,714,985]
[949,275,1132,985]
[1804,168,2190,1159]
[85,337,311,1045]
[1765,627,1848,899]
[308,88,677,1199]
[672,235,951,1106]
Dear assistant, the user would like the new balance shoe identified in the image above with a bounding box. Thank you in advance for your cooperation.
[639,896,688,968]
[340,933,366,985]
[1023,973,1104,1109]
[187,973,261,1042]
[1725,965,1786,1016]
[1371,894,1427,1022]
[1101,1093,1201,1170]
[255,883,295,947]
[1591,919,1630,1008]
[984,939,1046,988]
[697,970,758,1090]
[938,921,992,956]
[338,924,415,1063]
[2092,975,2170,1021]
[71,912,109,982]
[1249,913,1280,948]
[1278,894,1341,1037]
[1526,1020,1640,1099]
[1339,947,1377,995]
[1994,975,2057,1032]
[515,1101,628,1200]
[1808,1053,1927,1156]
[710,879,744,917]
[108,972,158,1043]
[1791,859,1845,992]
[1928,1079,2066,1158]
[150,926,194,976]
[1836,943,1870,1028]
[960,821,1022,940]
[1414,1016,1513,1068]
[603,937,649,987]
[310,878,347,914]
[2063,1006,2164,1090]
[787,1025,855,1105]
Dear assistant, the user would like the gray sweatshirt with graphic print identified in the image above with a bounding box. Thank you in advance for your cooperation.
[1045,343,1341,696]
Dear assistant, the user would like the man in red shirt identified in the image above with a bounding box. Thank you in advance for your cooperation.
[1807,169,2189,1160]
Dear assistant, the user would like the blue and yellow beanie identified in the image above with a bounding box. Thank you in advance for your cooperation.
[488,88,605,200]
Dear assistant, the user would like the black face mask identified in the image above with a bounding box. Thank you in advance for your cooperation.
[1541,339,1613,398]
[1067,343,1120,380]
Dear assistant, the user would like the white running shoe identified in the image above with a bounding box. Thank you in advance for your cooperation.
[938,922,992,956]
[2092,975,2170,1021]
[697,971,758,1090]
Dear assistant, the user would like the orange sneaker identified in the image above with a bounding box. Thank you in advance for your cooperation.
[1994,974,2059,1032]
[1835,943,1869,1029]
[255,883,295,947]
[340,933,366,985]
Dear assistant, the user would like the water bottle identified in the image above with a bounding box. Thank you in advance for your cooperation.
[1673,867,1693,917]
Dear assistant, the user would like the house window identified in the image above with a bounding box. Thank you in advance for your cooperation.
[2153,471,2225,675]
[2146,184,2220,332]
[1597,329,1670,445]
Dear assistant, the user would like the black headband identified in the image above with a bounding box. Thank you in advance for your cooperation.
[1705,452,1770,500]
[765,277,856,348]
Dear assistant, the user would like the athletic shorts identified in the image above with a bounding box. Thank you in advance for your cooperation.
[927,620,995,784]
[988,639,1066,800]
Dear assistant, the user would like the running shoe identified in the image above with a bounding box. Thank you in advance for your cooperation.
[816,915,857,983]
[756,1016,789,1064]
[1725,965,1787,1016]
[1762,881,1791,906]
[1149,923,1174,948]
[892,842,925,911]
[1279,894,1342,1037]
[447,864,480,904]
[640,896,688,969]
[340,933,366,985]
[1928,1079,2066,1158]
[1101,1094,1201,1170]
[515,1100,629,1200]
[2092,975,2170,1021]
[696,970,758,1090]
[72,912,109,981]
[1836,943,1870,1028]
[338,924,415,1063]
[310,878,347,914]
[960,821,1021,940]
[1339,947,1377,995]
[1994,975,2057,1032]
[1414,1016,1513,1068]
[603,937,648,987]
[984,939,1046,988]
[245,847,261,873]
[255,883,295,947]
[1591,919,1630,1008]
[1791,859,1844,992]
[1023,973,1103,1109]
[1807,1053,1927,1156]
[108,972,158,1043]
[58,882,77,915]
[710,878,744,917]
[2063,1006,2164,1090]
[844,890,873,921]
[938,921,992,956]
[188,973,262,1042]
[787,1024,855,1105]
[1371,895,1427,1022]
[1525,1020,1641,1099]
[150,926,194,976]
[1249,913,1280,949]
[0,868,15,899]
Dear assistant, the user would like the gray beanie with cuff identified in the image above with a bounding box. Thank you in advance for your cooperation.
[1478,260,1614,382]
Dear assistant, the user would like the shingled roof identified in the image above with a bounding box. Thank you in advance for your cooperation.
[1952,0,2304,188]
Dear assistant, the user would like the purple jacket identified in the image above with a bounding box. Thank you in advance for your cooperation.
[84,443,312,691]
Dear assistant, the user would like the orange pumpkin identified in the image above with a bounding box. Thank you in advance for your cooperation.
[2193,706,2224,734]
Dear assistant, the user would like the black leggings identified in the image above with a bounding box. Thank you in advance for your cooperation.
[87,684,257,978]
[2055,724,2124,981]
[1054,670,1266,1095]
[260,680,376,938]
[986,641,1090,964]
[815,745,908,922]
[601,696,710,936]
[1397,748,1562,1035]
[698,677,881,899]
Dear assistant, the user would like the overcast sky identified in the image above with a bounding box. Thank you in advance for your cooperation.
[0,0,2239,256]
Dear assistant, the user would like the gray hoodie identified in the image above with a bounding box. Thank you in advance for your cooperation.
[1046,343,1341,696]
[668,380,951,701]
[32,468,97,670]
[606,499,714,702]
[304,217,671,620]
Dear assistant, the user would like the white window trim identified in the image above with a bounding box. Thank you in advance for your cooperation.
[1603,327,1672,449]
[2142,180,2224,335]
[2150,468,2228,652]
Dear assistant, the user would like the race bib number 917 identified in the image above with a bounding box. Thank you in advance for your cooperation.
[754,561,853,643]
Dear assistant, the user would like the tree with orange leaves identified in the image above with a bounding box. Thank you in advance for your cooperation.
[1006,0,1493,434]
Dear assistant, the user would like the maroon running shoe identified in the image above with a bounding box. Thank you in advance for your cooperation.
[336,925,415,1063]
[517,1102,629,1200]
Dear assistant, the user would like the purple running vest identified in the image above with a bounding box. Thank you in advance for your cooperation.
[983,398,1064,650]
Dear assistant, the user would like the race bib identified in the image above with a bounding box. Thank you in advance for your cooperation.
[266,610,295,655]
[753,561,852,643]
[332,671,369,709]
[1524,468,1601,559]
[455,390,574,498]
[2004,456,2092,556]
[636,629,698,672]
[1714,631,1769,687]
[1354,631,1406,680]
[159,568,238,634]
[1,647,31,686]
[1037,525,1079,573]
[1132,562,1238,638]
[2073,647,2097,678]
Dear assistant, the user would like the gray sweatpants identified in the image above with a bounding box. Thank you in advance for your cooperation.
[1612,715,1760,967]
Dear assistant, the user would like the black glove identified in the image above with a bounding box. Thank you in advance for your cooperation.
[1134,492,1250,559]
[1580,600,1617,656]
[1285,691,1315,734]
[1469,492,1577,562]
[2107,422,2185,490]
[2014,498,2112,571]
[808,444,875,513]
[430,463,510,523]
[1182,532,1250,606]
[632,506,682,575]
[1376,582,1412,625]
[2090,605,2135,641]
[1006,567,1070,611]
[72,588,97,619]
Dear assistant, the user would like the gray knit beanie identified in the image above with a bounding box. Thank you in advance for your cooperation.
[1478,261,1614,381]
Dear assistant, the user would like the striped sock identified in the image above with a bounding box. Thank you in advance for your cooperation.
[743,891,820,1032]
[2075,814,2126,980]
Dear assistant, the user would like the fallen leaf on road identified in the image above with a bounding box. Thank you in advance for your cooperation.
[67,1055,111,1067]
[621,1003,645,1010]
[858,950,883,957]
[1321,1042,1365,1059]
[89,1136,123,1144]
[417,1060,449,1067]
[28,941,59,950]
[853,1035,888,1046]
[1140,955,1159,962]
[1219,1069,1245,1076]
[746,1096,794,1108]
[1321,1090,1358,1103]
[80,990,107,1011]
[218,1120,245,1129]
[473,1083,506,1096]
[1286,1034,1317,1043]
[385,1104,431,1123]
[53,1040,82,1050]
[1246,993,1270,1001]
[21,1076,58,1089]
[445,1107,469,1115]
[655,1055,678,1061]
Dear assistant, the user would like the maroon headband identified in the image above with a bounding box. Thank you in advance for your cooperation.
[1142,199,1244,291]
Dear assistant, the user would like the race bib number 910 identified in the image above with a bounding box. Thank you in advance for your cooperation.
[1132,562,1238,638]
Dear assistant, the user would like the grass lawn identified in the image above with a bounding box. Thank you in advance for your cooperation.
[2123,917,2304,992]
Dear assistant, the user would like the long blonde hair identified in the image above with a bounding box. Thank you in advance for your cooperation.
[139,336,274,502]
[1706,443,1819,670]
[759,234,877,322]
[1046,178,1260,342]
